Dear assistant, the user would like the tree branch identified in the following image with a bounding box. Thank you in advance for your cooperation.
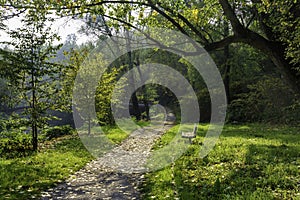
[218,0,245,36]
[204,35,238,51]
[102,14,205,56]
[153,2,209,44]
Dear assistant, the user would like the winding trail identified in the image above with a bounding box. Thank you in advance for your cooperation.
[40,125,173,200]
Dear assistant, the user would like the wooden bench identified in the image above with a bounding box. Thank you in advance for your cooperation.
[181,124,197,144]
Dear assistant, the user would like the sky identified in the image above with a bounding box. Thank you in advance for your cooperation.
[0,15,90,46]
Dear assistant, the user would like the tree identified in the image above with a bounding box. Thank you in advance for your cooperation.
[42,0,300,94]
[5,6,62,150]
[67,47,95,135]
[95,67,124,125]
[3,0,299,124]
[216,0,300,94]
[69,45,125,133]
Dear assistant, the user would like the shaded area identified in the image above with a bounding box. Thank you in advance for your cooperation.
[41,170,143,200]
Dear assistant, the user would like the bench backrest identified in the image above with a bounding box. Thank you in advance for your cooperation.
[193,123,198,134]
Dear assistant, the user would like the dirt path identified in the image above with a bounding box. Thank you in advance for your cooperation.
[40,125,173,200]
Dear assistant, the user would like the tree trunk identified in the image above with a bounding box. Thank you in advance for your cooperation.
[127,50,141,120]
[31,68,38,151]
[131,91,141,120]
[125,27,141,121]
[88,117,91,136]
[218,0,300,95]
[143,99,150,120]
[223,20,231,104]
[136,57,150,120]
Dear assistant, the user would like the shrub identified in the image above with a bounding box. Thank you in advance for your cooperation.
[0,131,33,158]
[228,77,297,123]
[283,99,300,124]
[44,125,74,140]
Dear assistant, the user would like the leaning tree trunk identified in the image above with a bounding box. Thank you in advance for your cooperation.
[246,31,300,95]
[218,0,300,95]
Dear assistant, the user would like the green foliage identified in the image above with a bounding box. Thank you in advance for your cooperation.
[43,125,74,140]
[0,136,93,200]
[0,78,18,109]
[229,77,298,123]
[141,124,300,199]
[0,131,33,159]
[95,67,124,125]
[60,47,90,108]
[0,113,30,132]
[255,0,300,66]
[67,47,101,134]
[280,99,300,125]
[68,46,126,126]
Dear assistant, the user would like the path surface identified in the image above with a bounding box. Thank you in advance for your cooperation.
[40,125,173,200]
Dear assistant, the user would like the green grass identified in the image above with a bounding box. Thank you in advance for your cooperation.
[0,135,93,199]
[141,124,300,199]
[80,120,151,144]
[103,119,151,144]
[0,121,150,199]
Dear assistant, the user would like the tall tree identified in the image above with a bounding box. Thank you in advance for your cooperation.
[43,0,300,94]
[6,6,62,150]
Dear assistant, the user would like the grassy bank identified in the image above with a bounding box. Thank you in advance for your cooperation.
[141,124,300,199]
[0,120,149,199]
[0,135,93,199]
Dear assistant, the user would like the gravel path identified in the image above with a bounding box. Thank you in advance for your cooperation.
[40,125,173,200]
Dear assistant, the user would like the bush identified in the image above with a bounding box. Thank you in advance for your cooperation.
[228,77,297,123]
[0,131,33,158]
[44,125,74,140]
[283,99,300,124]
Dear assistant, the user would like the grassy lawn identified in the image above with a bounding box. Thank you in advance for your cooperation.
[102,119,150,144]
[141,124,300,199]
[0,135,93,199]
[0,120,149,200]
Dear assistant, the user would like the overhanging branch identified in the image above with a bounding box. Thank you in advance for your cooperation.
[204,35,238,51]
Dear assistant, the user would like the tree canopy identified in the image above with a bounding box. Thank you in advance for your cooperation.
[0,0,299,129]
[1,0,298,93]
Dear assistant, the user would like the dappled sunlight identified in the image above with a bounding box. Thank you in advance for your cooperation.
[0,138,93,199]
[142,124,300,199]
